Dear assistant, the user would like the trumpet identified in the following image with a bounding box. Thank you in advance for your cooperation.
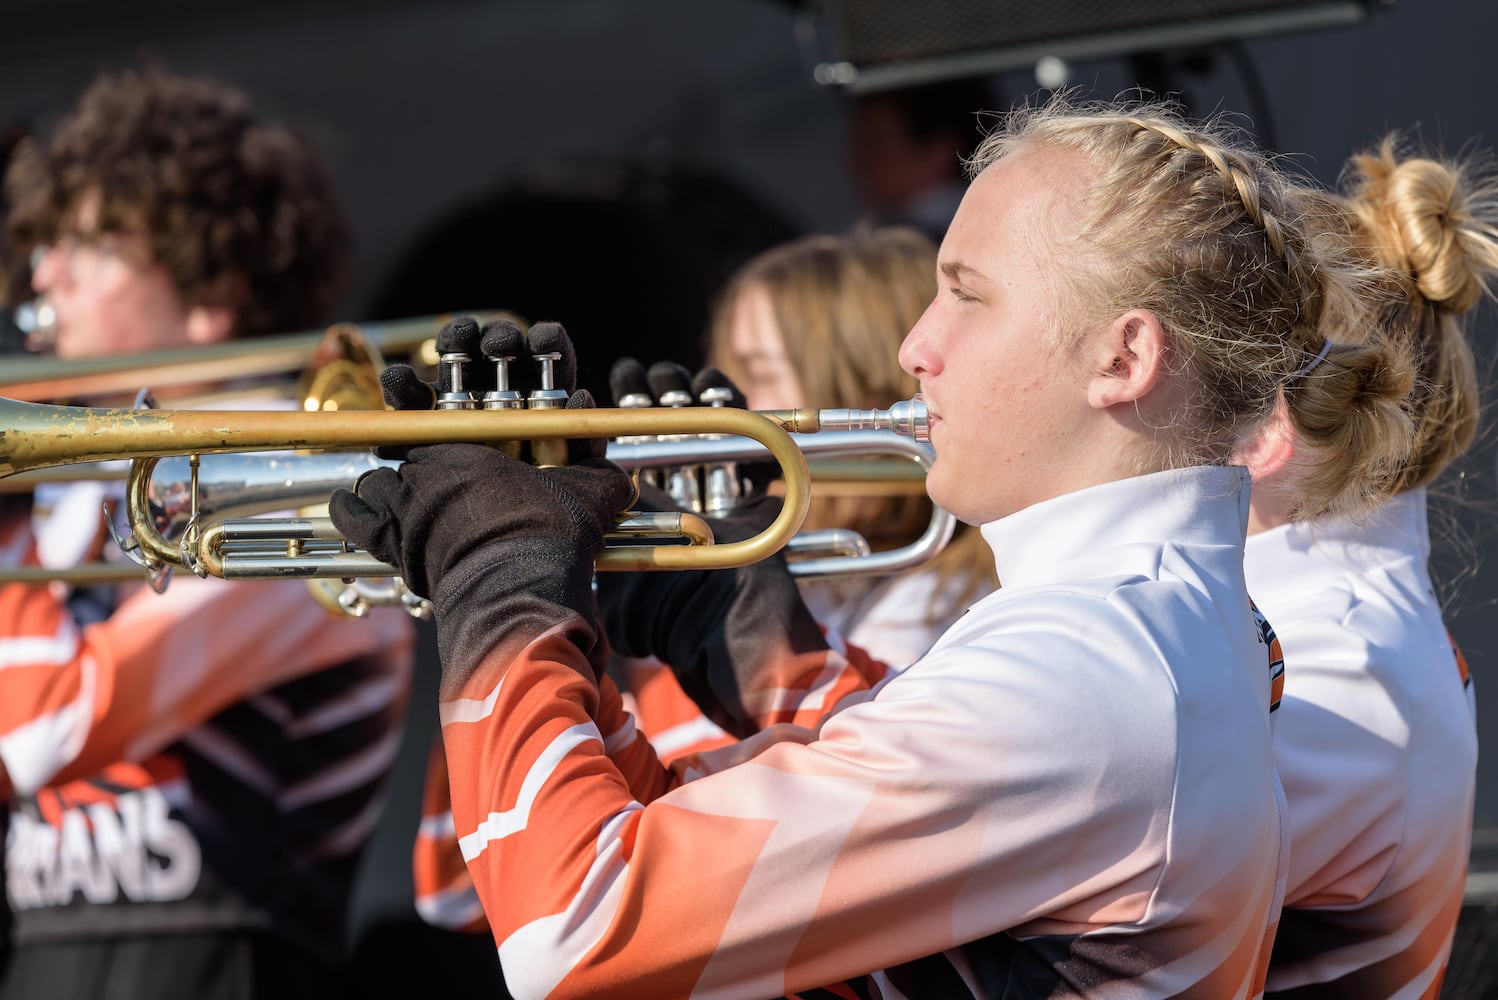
[0,394,929,583]
[608,429,951,578]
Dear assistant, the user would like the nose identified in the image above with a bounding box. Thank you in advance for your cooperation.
[898,297,942,379]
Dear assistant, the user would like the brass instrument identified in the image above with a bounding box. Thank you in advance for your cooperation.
[0,396,879,577]
[117,424,944,584]
[0,307,939,595]
[607,427,951,579]
[0,313,467,403]
[0,395,933,583]
[0,318,440,613]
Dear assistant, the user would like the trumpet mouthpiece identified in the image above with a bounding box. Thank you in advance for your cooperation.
[813,395,929,440]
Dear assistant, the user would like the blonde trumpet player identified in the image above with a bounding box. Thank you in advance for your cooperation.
[0,67,413,1000]
[328,98,1414,999]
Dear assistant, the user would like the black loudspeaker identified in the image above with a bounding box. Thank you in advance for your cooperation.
[810,0,1388,92]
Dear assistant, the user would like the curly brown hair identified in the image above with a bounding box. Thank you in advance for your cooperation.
[4,67,349,338]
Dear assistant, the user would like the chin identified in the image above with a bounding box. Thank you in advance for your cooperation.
[924,468,968,524]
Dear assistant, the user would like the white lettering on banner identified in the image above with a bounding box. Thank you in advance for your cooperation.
[5,787,202,909]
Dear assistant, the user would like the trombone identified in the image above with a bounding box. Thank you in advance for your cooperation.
[0,314,453,404]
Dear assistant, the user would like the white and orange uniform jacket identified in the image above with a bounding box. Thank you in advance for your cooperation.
[414,622,893,931]
[1244,487,1476,998]
[0,507,415,958]
[0,512,411,798]
[441,465,1287,999]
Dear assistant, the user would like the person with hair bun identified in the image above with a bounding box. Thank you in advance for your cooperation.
[1240,138,1498,998]
[327,96,1413,997]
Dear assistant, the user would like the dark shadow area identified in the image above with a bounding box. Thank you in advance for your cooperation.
[367,159,804,403]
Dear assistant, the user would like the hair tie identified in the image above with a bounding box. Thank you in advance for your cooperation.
[1290,340,1334,381]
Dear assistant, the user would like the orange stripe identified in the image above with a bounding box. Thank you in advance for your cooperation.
[1448,632,1471,686]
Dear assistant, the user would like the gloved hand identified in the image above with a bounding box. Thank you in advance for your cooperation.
[609,357,778,499]
[596,359,829,738]
[329,321,634,684]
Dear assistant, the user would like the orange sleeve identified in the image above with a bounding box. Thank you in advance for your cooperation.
[0,514,414,795]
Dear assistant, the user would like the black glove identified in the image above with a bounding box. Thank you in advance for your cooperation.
[596,360,828,738]
[330,321,634,686]
[609,357,777,498]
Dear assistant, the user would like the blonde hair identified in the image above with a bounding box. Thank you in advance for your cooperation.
[970,96,1414,519]
[709,226,996,615]
[1336,137,1498,493]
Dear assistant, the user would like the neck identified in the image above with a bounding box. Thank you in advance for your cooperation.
[1246,475,1297,535]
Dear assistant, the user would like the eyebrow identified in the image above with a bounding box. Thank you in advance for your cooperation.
[939,260,990,286]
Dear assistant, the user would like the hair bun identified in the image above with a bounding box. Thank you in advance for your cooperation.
[1350,140,1498,314]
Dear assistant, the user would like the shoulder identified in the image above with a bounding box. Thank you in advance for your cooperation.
[896,586,1189,737]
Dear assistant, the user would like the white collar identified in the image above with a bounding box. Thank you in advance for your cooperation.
[1244,488,1428,585]
[979,466,1251,591]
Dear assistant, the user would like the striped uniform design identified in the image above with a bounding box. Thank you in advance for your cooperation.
[1252,601,1286,714]
[1244,488,1476,999]
[437,467,1286,998]
[0,510,415,961]
[412,645,893,932]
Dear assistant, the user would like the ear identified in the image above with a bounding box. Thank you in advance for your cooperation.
[185,302,237,345]
[1086,309,1166,410]
[1235,391,1297,481]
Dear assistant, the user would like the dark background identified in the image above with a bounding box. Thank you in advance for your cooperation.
[0,0,1494,954]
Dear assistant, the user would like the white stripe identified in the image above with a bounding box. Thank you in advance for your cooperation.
[498,816,635,1000]
[686,763,874,998]
[420,810,456,841]
[440,623,582,727]
[283,670,404,739]
[601,712,639,755]
[179,725,279,796]
[416,884,487,930]
[0,618,79,670]
[279,725,404,811]
[647,716,730,758]
[0,660,94,795]
[458,722,600,862]
[441,672,507,726]
[306,789,390,859]
[246,693,294,726]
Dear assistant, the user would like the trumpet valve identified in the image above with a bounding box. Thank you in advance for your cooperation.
[698,386,741,516]
[526,353,570,409]
[481,353,524,459]
[436,352,477,410]
[527,352,570,467]
[481,354,524,410]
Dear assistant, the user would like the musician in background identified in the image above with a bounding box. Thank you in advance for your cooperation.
[0,67,414,1000]
[1240,138,1497,996]
[709,226,997,665]
[842,78,993,242]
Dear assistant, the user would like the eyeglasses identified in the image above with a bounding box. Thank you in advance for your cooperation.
[31,233,145,287]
